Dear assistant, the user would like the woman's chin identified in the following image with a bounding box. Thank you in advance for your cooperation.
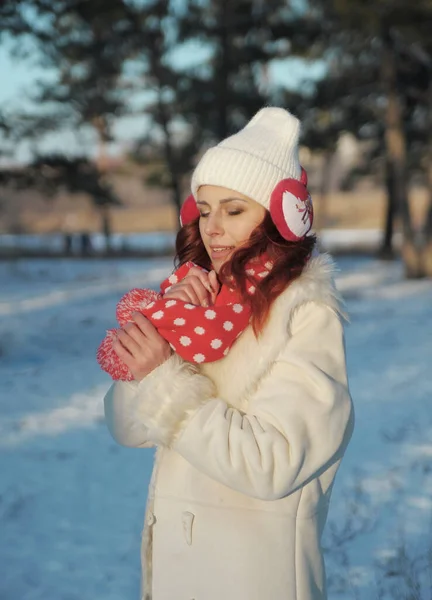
[210,255,234,273]
[208,249,235,271]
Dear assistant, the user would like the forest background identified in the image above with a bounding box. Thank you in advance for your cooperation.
[1,0,432,278]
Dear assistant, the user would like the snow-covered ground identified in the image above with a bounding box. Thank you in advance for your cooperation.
[0,253,431,600]
[0,228,402,257]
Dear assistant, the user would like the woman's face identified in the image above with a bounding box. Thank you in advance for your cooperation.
[197,185,266,273]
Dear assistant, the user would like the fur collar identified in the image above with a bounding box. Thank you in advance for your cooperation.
[200,253,343,408]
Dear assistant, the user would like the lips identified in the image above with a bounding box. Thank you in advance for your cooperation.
[209,246,234,259]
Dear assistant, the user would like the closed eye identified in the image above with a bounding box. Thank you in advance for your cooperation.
[199,210,243,218]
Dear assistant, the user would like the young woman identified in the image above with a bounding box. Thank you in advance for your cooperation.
[104,107,354,600]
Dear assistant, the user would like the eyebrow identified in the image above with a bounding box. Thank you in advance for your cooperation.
[196,198,248,206]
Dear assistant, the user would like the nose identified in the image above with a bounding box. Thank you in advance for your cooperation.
[203,211,224,237]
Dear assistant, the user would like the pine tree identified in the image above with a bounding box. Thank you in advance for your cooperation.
[123,0,204,215]
[326,0,432,276]
[0,0,136,252]
[280,0,432,276]
[175,0,296,140]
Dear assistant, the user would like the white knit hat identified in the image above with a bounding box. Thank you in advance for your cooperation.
[182,107,313,241]
[191,107,301,206]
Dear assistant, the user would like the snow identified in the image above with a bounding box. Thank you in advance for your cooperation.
[1,252,431,599]
[0,232,176,256]
[0,227,399,257]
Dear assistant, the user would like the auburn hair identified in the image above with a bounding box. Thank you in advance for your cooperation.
[174,212,316,336]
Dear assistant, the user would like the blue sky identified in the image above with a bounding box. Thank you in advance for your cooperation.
[0,44,44,105]
[0,41,147,163]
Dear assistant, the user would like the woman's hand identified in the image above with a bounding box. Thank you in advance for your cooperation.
[164,266,220,306]
[113,312,172,381]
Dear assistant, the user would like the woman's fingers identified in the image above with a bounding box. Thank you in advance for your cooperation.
[208,270,220,303]
[208,270,219,291]
[117,326,142,356]
[187,267,221,305]
[164,279,205,306]
[121,321,148,345]
[112,337,135,365]
[164,283,200,305]
[185,267,214,294]
[113,314,172,381]
[163,289,193,304]
[163,267,220,307]
[182,276,211,306]
[131,312,165,344]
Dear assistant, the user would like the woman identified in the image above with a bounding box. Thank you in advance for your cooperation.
[104,107,354,600]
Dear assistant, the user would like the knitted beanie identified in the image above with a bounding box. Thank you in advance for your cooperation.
[183,107,313,241]
[191,107,301,206]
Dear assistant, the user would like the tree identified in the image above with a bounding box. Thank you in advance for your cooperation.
[0,0,136,251]
[278,0,432,276]
[0,0,203,220]
[0,154,121,255]
[128,0,278,212]
[123,0,203,215]
[326,0,432,276]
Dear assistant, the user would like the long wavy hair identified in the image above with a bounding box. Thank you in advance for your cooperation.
[174,212,316,336]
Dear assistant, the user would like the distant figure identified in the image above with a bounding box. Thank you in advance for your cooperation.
[103,107,354,600]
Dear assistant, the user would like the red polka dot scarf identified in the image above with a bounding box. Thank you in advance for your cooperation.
[97,254,274,381]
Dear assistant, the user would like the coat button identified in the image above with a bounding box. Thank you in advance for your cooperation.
[147,512,156,526]
[182,511,195,545]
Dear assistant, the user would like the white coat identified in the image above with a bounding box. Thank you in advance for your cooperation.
[104,254,354,600]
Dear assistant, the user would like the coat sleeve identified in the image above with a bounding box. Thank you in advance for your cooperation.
[108,302,354,500]
[103,357,216,448]
[104,379,153,448]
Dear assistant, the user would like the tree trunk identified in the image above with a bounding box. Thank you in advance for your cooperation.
[156,90,182,218]
[170,175,182,219]
[315,151,333,231]
[79,232,93,256]
[94,116,108,172]
[421,81,432,278]
[93,118,113,254]
[217,0,230,139]
[381,24,420,278]
[423,208,432,277]
[63,234,73,256]
[379,158,397,259]
[100,205,112,255]
[422,150,432,277]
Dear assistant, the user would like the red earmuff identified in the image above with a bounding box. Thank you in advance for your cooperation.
[180,168,312,240]
[179,194,200,226]
[300,167,308,187]
[269,170,313,242]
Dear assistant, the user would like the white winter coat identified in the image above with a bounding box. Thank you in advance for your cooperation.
[104,254,354,600]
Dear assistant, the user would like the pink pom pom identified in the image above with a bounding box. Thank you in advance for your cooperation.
[96,328,133,381]
[116,288,160,326]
